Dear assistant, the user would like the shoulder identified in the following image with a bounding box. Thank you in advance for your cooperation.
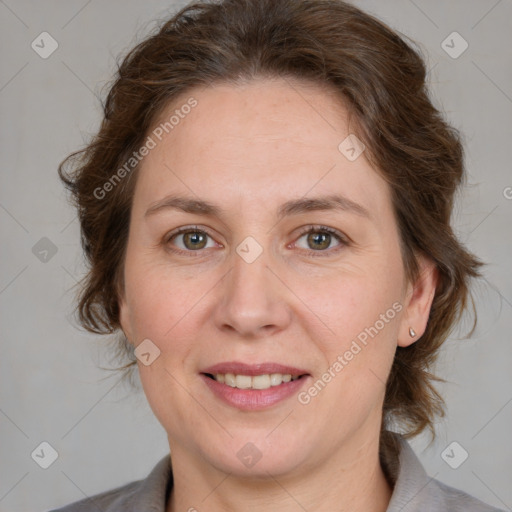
[385,432,506,512]
[48,480,141,512]
[426,477,506,512]
[47,454,173,512]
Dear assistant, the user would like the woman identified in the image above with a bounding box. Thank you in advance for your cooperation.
[52,0,505,510]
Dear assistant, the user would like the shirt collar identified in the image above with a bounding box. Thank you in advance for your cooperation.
[385,432,435,511]
[125,453,173,511]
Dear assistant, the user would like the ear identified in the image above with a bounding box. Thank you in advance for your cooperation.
[398,253,438,348]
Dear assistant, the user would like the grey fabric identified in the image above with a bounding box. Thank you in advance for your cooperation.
[385,436,505,511]
[48,433,505,511]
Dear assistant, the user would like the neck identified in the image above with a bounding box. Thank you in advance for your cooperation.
[166,429,393,512]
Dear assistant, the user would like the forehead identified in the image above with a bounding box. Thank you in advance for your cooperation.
[158,78,352,156]
[133,78,393,223]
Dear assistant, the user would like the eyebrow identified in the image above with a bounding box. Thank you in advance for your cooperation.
[144,193,372,221]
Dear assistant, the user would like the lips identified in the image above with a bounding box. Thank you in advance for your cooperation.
[201,361,310,377]
[199,361,311,410]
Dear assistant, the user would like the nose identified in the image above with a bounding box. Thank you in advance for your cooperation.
[212,246,292,339]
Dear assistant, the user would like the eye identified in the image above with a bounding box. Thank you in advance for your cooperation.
[293,226,348,256]
[165,226,218,253]
[164,225,348,256]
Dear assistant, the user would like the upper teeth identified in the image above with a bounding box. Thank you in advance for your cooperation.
[213,373,300,390]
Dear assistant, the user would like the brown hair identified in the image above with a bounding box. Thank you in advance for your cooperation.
[59,0,484,461]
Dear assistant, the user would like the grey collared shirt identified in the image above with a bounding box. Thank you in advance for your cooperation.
[49,434,505,511]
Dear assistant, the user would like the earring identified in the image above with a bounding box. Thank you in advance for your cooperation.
[409,327,416,338]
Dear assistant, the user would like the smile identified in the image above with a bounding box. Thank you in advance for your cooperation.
[199,362,311,410]
[205,372,304,390]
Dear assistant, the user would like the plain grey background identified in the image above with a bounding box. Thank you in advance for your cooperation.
[1,1,511,511]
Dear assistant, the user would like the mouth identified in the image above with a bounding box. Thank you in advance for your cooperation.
[199,362,311,410]
[202,372,307,390]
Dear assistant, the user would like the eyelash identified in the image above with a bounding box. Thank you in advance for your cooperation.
[164,225,349,258]
[293,225,348,257]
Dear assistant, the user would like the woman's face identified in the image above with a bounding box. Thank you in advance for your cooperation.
[119,78,436,477]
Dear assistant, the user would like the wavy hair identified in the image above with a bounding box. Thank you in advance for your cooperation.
[59,0,484,468]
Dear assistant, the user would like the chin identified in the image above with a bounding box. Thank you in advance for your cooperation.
[196,430,313,478]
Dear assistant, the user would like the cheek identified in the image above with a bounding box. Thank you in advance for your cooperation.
[302,266,401,343]
[122,244,199,333]
[305,284,400,415]
[123,265,202,430]
[301,263,402,399]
